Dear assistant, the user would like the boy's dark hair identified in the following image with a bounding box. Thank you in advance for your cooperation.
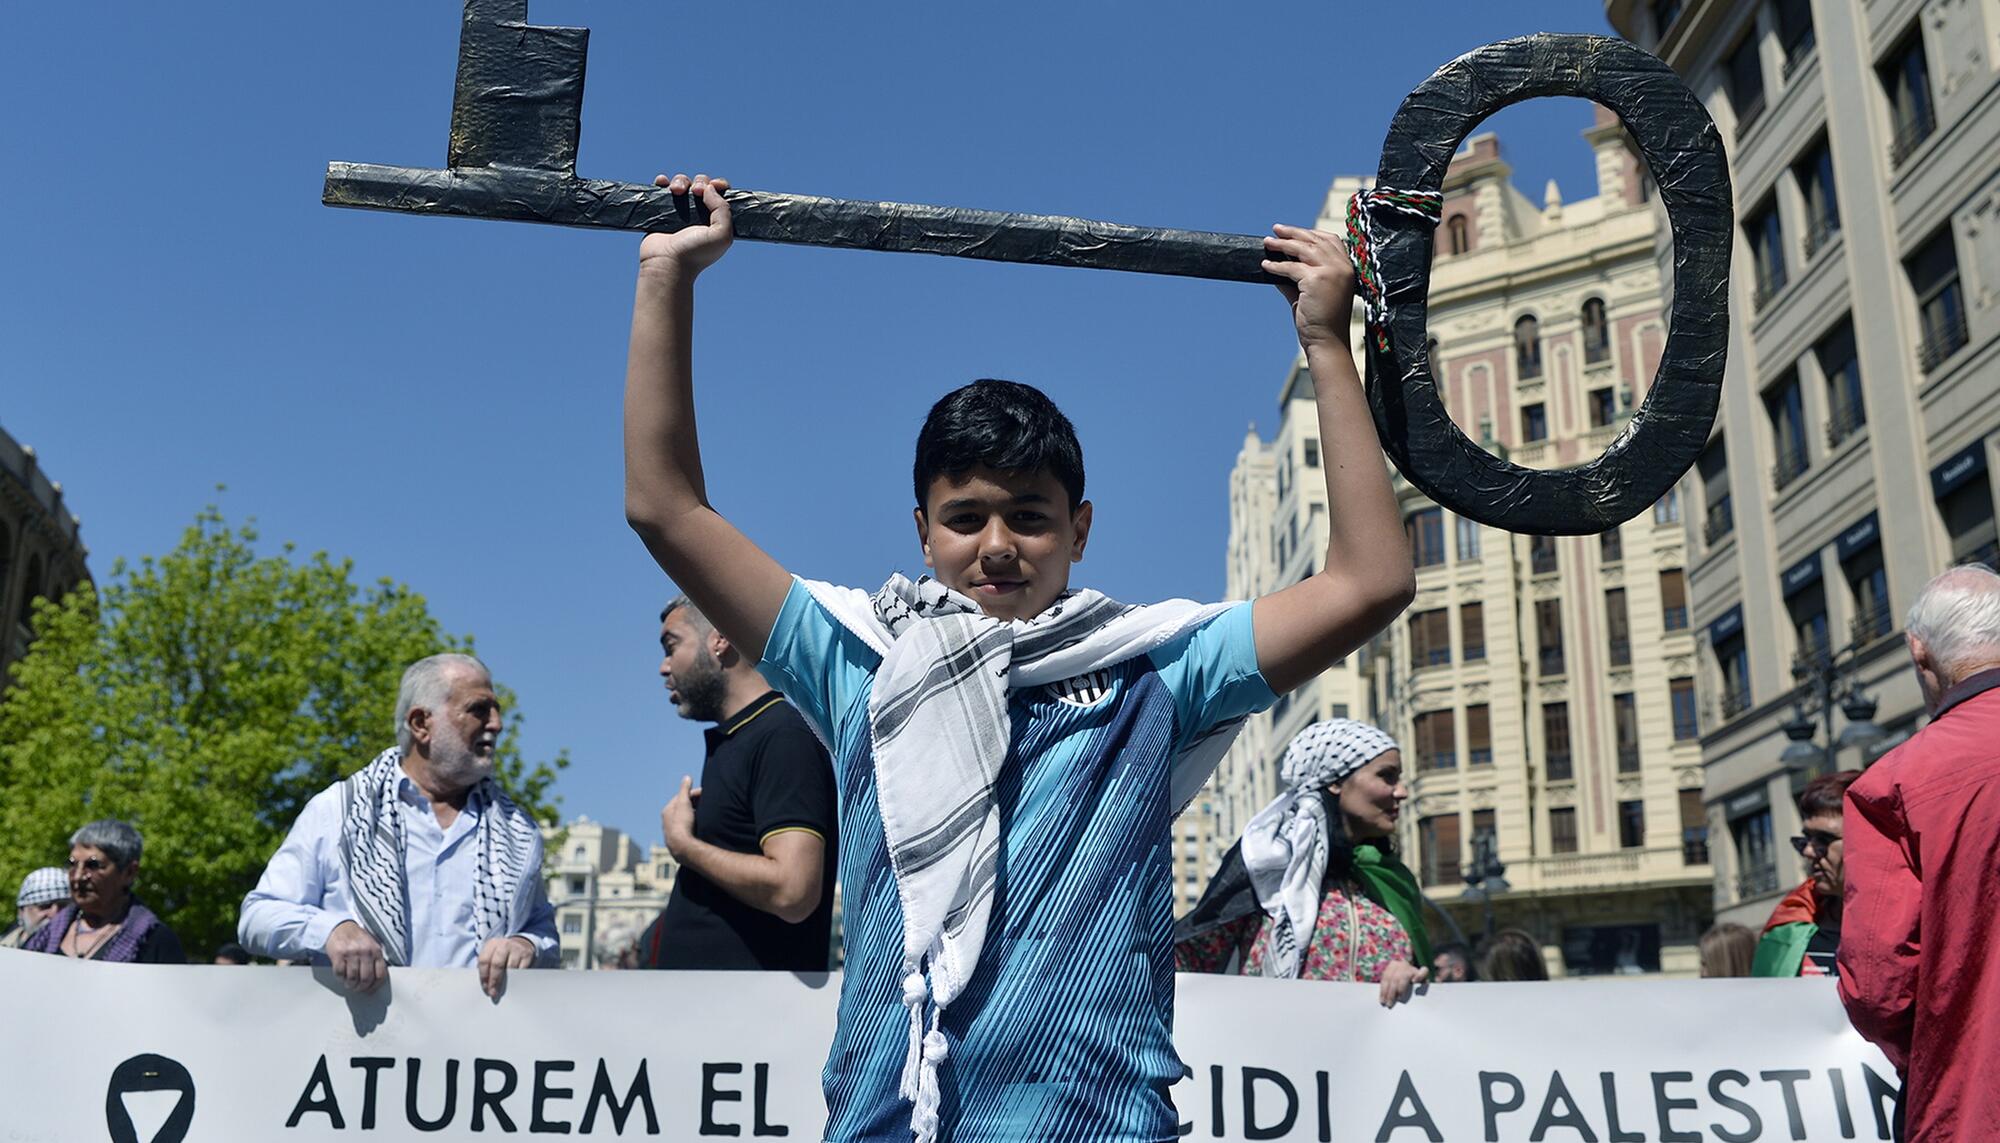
[1797,770,1863,819]
[913,379,1085,511]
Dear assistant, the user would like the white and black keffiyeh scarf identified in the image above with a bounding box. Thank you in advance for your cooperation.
[1239,719,1398,979]
[802,573,1242,1143]
[337,746,541,967]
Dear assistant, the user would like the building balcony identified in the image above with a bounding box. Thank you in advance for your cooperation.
[1851,600,1894,645]
[1890,106,1937,169]
[1422,845,1713,903]
[1617,744,1641,773]
[1802,213,1840,260]
[1826,402,1866,449]
[1662,605,1689,630]
[1539,649,1565,676]
[1780,32,1816,80]
[1751,269,1786,314]
[1919,307,1970,374]
[1735,862,1781,900]
[1720,685,1754,720]
[1607,638,1631,667]
[1771,440,1810,493]
[1703,499,1734,546]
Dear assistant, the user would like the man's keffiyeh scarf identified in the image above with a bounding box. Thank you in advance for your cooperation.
[802,573,1242,1143]
[1241,719,1402,979]
[338,746,541,967]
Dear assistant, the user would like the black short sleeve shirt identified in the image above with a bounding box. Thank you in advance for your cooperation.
[643,693,838,971]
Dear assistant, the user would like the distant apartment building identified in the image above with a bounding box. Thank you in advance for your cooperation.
[1189,114,1716,975]
[1607,0,2000,928]
[542,817,676,968]
[1,422,90,680]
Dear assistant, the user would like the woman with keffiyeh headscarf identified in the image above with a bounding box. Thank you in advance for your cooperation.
[1176,719,1431,1006]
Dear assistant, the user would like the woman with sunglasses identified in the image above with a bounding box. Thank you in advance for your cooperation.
[1751,771,1860,977]
[23,819,185,963]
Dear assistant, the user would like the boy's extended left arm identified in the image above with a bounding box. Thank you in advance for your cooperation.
[1251,224,1417,696]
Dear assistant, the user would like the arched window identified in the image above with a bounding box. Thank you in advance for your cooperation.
[1582,298,1610,365]
[1515,315,1543,379]
[1447,215,1470,256]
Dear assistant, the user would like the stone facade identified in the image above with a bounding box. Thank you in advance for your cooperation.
[541,817,676,969]
[0,422,90,681]
[1608,0,2000,928]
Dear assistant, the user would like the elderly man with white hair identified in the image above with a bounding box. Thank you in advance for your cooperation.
[1839,564,2000,1141]
[239,653,557,997]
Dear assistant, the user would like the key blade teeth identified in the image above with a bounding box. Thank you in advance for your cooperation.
[447,1,589,176]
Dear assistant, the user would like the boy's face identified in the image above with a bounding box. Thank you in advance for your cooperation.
[915,465,1091,622]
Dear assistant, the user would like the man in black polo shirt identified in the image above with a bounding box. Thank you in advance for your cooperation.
[639,596,837,970]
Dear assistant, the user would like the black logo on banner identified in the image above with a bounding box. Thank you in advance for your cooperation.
[106,1053,196,1143]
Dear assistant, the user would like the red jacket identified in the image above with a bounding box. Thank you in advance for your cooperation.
[1838,670,2000,1141]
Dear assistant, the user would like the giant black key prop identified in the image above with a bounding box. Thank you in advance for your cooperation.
[326,0,1731,535]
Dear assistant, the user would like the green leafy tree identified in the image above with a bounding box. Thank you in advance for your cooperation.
[0,505,567,958]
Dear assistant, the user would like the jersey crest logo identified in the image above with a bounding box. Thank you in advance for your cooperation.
[1046,669,1116,708]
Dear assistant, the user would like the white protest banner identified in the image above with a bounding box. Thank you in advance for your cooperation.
[0,953,1896,1141]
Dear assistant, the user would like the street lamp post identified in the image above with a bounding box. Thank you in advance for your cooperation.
[1780,638,1890,781]
[1461,830,1510,945]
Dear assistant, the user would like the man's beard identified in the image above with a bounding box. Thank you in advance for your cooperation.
[673,651,730,724]
[429,717,496,789]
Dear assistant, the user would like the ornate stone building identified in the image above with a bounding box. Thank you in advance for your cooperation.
[541,817,677,968]
[1188,116,1716,975]
[1607,0,2000,928]
[0,421,90,680]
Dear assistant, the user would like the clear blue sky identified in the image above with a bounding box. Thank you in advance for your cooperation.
[2,2,1614,844]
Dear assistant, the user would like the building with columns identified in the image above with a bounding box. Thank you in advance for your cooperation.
[1190,113,1716,975]
[1606,0,2000,928]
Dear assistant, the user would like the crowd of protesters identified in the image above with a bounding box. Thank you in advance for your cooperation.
[3,172,1995,1137]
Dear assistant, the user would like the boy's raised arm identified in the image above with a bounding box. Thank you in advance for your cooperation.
[624,174,794,660]
[1250,225,1417,695]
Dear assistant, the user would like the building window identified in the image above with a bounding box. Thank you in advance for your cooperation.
[1699,439,1733,545]
[1882,28,1936,167]
[1670,676,1699,739]
[1303,438,1319,467]
[1661,568,1689,630]
[1614,693,1640,772]
[1909,225,1968,373]
[1730,803,1778,898]
[1409,608,1452,668]
[1530,533,1558,576]
[1600,526,1624,564]
[1550,807,1579,855]
[1618,800,1646,850]
[1766,370,1810,492]
[563,914,583,935]
[1789,580,1831,665]
[1654,486,1682,525]
[1521,402,1548,443]
[1536,599,1565,676]
[1680,789,1710,865]
[1460,602,1486,662]
[1543,701,1572,780]
[1940,474,1999,570]
[567,875,586,895]
[1587,387,1617,428]
[1846,542,1892,643]
[1419,814,1462,887]
[1413,710,1456,772]
[1456,515,1481,561]
[1606,588,1632,667]
[1582,298,1611,366]
[1726,29,1767,134]
[1797,136,1839,257]
[1745,194,1787,311]
[1466,704,1492,765]
[1448,214,1470,255]
[1818,318,1865,447]
[1715,633,1752,718]
[1472,809,1497,857]
[1653,0,1683,37]
[1407,508,1446,568]
[1777,0,1815,73]
[1515,316,1543,379]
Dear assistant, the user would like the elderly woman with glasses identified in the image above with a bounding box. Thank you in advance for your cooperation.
[1751,772,1860,978]
[23,819,185,963]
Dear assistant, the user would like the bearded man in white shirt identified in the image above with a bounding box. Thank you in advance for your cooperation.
[239,653,558,997]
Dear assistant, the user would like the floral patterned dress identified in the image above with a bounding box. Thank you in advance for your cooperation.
[1175,878,1413,983]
